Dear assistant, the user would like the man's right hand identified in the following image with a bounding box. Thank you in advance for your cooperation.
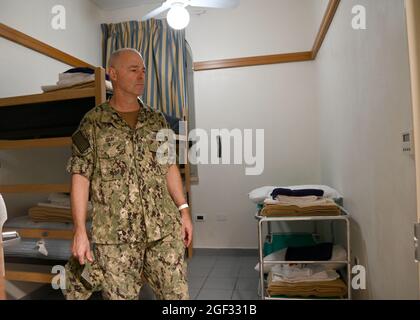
[72,229,93,265]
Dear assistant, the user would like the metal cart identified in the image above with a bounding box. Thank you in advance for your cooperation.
[256,208,351,300]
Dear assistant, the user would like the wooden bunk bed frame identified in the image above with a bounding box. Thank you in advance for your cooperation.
[0,23,193,287]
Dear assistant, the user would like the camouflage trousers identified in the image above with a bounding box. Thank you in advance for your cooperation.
[62,233,189,300]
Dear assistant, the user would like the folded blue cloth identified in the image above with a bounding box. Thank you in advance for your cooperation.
[271,188,324,199]
[285,242,333,261]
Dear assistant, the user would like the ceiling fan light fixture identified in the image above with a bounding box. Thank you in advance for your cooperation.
[167,3,190,30]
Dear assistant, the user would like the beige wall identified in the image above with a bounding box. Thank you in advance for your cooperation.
[315,0,419,299]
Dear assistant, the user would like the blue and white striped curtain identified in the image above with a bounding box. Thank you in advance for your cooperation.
[101,19,188,119]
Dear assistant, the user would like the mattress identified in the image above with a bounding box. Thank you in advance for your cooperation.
[3,215,91,261]
[4,215,76,230]
[0,97,181,139]
[4,238,72,261]
[0,98,96,140]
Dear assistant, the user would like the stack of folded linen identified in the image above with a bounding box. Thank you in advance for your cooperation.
[29,193,92,223]
[248,185,342,217]
[261,195,340,217]
[266,260,347,298]
[267,266,348,298]
[270,264,340,283]
[41,67,113,93]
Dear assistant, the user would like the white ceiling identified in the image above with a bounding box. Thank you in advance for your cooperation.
[91,0,162,11]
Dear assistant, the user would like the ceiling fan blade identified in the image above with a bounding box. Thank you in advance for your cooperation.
[189,0,239,9]
[142,3,171,21]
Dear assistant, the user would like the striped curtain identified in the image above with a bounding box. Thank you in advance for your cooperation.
[101,19,188,119]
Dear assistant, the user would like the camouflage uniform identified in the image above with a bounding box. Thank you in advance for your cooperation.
[63,101,188,300]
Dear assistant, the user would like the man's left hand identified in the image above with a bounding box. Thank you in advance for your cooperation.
[181,209,193,247]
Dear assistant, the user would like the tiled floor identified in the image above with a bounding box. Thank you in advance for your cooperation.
[20,249,261,300]
[187,250,260,300]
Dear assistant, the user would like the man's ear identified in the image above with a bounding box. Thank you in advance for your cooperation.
[108,67,117,81]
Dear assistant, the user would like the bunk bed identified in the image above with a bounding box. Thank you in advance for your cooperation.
[0,23,193,287]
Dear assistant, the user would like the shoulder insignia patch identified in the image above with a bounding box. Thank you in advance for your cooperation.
[72,130,90,154]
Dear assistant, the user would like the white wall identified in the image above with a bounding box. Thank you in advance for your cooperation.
[187,0,325,248]
[315,0,419,299]
[186,0,322,60]
[191,62,321,248]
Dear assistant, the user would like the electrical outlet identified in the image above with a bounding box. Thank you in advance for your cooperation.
[194,214,206,222]
[402,130,414,155]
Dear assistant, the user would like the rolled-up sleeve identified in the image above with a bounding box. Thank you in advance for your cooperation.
[66,116,95,180]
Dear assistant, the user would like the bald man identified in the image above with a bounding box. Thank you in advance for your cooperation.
[63,48,192,300]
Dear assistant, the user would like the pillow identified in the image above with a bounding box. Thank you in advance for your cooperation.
[248,186,278,204]
[254,249,286,274]
[254,245,347,273]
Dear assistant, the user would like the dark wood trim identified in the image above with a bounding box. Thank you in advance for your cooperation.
[5,263,53,283]
[0,23,94,68]
[0,87,96,108]
[0,137,71,150]
[312,0,341,59]
[194,0,340,71]
[0,184,70,193]
[194,52,313,71]
[94,67,106,106]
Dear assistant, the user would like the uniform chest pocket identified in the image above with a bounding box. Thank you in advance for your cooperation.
[99,157,128,181]
[97,136,127,158]
[97,140,128,181]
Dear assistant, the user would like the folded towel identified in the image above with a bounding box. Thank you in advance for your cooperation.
[271,265,340,283]
[268,273,347,298]
[260,200,340,217]
[269,196,319,206]
[29,205,91,223]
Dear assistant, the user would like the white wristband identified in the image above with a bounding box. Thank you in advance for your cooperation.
[178,203,189,211]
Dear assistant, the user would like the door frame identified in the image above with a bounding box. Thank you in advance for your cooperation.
[405,0,420,297]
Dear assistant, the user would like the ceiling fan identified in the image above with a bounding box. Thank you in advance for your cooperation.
[142,0,240,30]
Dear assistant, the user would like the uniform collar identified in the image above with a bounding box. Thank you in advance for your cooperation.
[101,99,148,130]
